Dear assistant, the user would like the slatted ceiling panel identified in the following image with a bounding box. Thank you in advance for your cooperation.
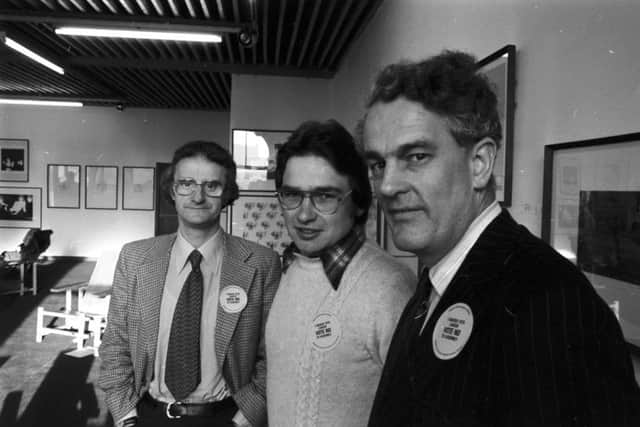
[0,0,383,110]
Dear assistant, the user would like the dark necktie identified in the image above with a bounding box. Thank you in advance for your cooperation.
[165,249,203,400]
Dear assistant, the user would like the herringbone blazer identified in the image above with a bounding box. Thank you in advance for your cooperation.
[369,210,640,426]
[98,232,281,426]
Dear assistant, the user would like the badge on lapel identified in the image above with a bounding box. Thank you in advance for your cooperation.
[310,313,342,352]
[219,285,248,313]
[432,303,474,360]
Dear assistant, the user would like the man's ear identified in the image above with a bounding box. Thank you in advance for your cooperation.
[470,137,497,190]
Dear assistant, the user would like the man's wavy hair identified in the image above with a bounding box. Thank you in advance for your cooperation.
[362,51,502,191]
[160,140,239,208]
[275,119,372,225]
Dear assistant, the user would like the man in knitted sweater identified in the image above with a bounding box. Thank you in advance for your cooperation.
[265,119,416,427]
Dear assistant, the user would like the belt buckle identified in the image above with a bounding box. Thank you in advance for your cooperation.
[166,401,182,419]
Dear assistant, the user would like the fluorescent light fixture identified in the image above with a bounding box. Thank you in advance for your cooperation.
[3,36,65,75]
[55,26,222,43]
[0,98,83,107]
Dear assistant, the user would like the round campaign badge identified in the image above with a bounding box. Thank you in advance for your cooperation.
[219,285,248,314]
[432,303,474,360]
[310,313,342,352]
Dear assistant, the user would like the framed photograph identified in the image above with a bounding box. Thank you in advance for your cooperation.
[47,164,81,208]
[123,166,155,210]
[542,132,640,349]
[0,138,29,182]
[229,193,291,255]
[477,45,516,206]
[0,186,41,228]
[85,165,118,210]
[232,129,292,191]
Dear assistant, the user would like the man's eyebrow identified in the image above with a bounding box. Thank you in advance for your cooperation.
[279,185,342,193]
[364,140,434,160]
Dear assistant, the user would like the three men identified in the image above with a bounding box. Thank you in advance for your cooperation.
[99,141,281,427]
[266,120,415,426]
[362,51,640,425]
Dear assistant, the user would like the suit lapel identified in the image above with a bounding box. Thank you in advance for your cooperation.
[417,211,520,385]
[137,235,175,372]
[215,233,256,367]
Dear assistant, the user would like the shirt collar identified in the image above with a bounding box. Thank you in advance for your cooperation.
[282,226,365,290]
[174,228,223,273]
[429,201,501,298]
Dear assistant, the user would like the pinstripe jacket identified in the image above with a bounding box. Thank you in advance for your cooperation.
[98,232,281,426]
[369,210,640,426]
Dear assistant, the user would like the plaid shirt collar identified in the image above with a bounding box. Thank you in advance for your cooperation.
[282,226,365,290]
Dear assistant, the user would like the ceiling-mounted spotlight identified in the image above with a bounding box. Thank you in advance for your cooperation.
[116,102,125,111]
[238,25,258,48]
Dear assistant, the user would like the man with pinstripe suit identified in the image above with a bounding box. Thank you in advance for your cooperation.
[361,51,640,426]
[99,141,281,427]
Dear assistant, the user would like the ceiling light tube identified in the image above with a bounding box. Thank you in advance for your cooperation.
[0,98,83,107]
[3,37,65,75]
[55,26,222,43]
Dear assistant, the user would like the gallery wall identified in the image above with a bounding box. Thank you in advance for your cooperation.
[330,0,640,236]
[0,105,229,257]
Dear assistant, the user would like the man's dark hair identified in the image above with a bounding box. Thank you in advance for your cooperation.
[275,119,371,225]
[364,50,502,150]
[161,140,240,207]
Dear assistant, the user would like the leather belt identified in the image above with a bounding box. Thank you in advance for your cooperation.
[142,393,236,419]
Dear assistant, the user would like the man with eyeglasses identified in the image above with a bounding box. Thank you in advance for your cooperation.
[100,141,281,427]
[265,120,416,426]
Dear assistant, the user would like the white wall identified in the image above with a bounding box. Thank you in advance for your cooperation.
[230,74,332,130]
[330,0,640,235]
[0,105,229,257]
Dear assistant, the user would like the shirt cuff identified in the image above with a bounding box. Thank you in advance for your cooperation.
[118,409,138,427]
[232,409,250,426]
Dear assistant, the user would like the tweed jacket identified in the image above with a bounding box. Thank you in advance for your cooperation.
[368,210,640,426]
[98,232,281,426]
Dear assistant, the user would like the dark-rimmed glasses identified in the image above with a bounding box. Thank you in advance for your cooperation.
[173,179,223,197]
[276,189,352,214]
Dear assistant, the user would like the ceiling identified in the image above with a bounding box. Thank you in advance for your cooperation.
[0,0,383,111]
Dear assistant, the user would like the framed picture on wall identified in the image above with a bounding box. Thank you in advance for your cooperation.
[0,138,29,182]
[123,166,155,210]
[229,193,291,255]
[85,165,118,210]
[477,44,516,206]
[0,186,41,228]
[232,129,292,191]
[542,132,640,349]
[47,164,81,208]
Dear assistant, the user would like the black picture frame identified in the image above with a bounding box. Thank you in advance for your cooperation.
[85,165,118,210]
[122,166,155,211]
[231,129,292,192]
[0,186,42,228]
[542,131,640,350]
[0,138,29,182]
[47,164,81,209]
[477,44,516,207]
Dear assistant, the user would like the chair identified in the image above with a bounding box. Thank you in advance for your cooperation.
[1,228,53,295]
[36,249,119,355]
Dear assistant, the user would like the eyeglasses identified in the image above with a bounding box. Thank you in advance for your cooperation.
[173,179,223,197]
[276,189,352,214]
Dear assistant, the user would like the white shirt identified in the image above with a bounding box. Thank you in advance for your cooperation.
[420,201,501,333]
[150,229,229,402]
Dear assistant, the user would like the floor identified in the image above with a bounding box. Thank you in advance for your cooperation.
[0,259,112,427]
[0,259,639,427]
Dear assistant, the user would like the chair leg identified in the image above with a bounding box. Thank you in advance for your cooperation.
[75,314,87,350]
[36,306,44,343]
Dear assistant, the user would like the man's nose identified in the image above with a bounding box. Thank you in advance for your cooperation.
[296,196,316,222]
[191,184,206,202]
[376,161,405,197]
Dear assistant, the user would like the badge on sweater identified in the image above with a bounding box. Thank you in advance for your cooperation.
[310,313,342,352]
[432,303,473,360]
[219,285,248,313]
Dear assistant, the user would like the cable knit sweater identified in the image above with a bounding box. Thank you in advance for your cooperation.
[266,240,416,427]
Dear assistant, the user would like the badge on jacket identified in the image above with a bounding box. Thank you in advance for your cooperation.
[219,285,248,313]
[432,302,474,360]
